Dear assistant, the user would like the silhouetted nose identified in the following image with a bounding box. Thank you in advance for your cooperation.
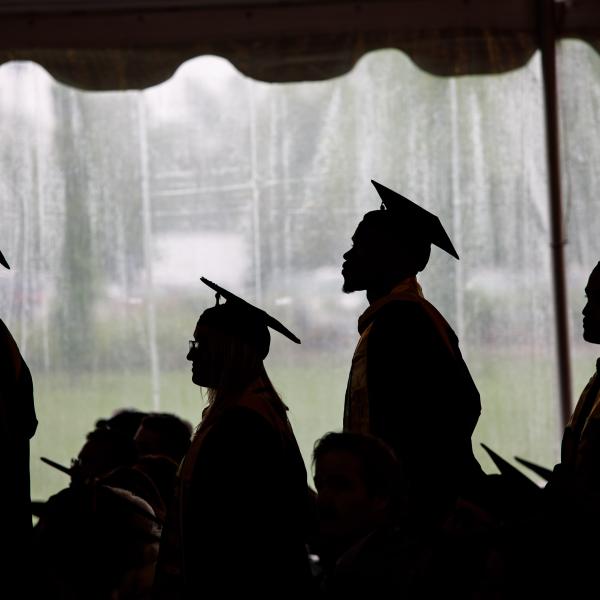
[343,249,352,260]
[583,302,590,317]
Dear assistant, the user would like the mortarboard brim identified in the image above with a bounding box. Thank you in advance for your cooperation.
[371,180,459,260]
[0,249,9,269]
[200,277,301,345]
[514,456,553,482]
[41,456,72,476]
[481,443,540,493]
[40,456,163,526]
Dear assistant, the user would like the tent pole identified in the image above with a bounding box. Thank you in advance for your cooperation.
[539,0,571,428]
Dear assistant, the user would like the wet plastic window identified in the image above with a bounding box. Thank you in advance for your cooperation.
[0,49,563,499]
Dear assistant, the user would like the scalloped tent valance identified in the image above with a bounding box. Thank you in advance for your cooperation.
[0,0,599,90]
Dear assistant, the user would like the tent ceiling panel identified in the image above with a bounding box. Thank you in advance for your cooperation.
[0,0,329,11]
[0,0,598,89]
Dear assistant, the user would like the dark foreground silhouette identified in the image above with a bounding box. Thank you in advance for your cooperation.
[0,249,37,588]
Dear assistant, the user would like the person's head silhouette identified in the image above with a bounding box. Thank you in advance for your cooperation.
[342,181,457,298]
[312,431,405,559]
[187,278,300,392]
[134,412,192,463]
[583,262,600,343]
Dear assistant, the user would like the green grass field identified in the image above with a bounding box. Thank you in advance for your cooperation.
[30,349,598,502]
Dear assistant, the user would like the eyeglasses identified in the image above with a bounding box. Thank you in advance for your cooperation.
[189,340,201,351]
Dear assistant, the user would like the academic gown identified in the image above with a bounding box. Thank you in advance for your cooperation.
[160,380,312,599]
[560,358,600,490]
[344,279,483,520]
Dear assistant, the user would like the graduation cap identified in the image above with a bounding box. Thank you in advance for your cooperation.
[481,443,540,493]
[514,456,553,482]
[40,456,162,527]
[0,249,9,269]
[370,180,459,260]
[198,277,300,359]
[41,456,72,476]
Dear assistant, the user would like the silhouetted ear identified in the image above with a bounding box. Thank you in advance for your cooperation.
[0,249,9,269]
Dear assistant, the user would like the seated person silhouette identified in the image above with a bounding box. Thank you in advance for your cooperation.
[134,411,192,464]
[34,474,161,600]
[312,431,423,596]
[34,420,163,598]
[71,425,138,485]
[313,432,502,599]
[342,181,484,525]
[95,408,148,441]
[154,278,312,599]
[131,454,180,521]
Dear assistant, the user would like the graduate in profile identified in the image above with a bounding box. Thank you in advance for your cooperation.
[154,278,312,599]
[341,180,484,525]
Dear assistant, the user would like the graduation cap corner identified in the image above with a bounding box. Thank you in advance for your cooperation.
[0,249,9,269]
[514,455,553,482]
[480,443,541,492]
[370,179,460,260]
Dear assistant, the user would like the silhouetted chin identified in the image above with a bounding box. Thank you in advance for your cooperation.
[583,329,600,344]
[342,277,363,294]
[192,372,208,387]
[193,372,220,390]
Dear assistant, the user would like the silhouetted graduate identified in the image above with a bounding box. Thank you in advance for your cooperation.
[154,278,312,599]
[555,261,600,492]
[0,249,37,585]
[518,260,600,582]
[525,261,600,594]
[342,181,484,524]
[477,262,600,597]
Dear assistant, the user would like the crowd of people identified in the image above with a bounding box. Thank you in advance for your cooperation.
[2,180,600,598]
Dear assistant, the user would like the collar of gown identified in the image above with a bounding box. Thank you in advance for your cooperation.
[358,277,423,334]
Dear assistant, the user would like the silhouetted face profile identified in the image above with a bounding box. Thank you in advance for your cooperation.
[342,181,458,295]
[342,220,378,293]
[342,215,430,294]
[187,323,225,388]
[583,263,600,343]
[314,449,389,544]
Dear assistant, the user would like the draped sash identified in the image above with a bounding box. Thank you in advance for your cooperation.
[344,277,456,434]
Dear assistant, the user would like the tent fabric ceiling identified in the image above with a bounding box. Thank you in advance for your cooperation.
[0,0,598,89]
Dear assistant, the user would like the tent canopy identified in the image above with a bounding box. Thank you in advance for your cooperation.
[1,0,596,424]
[1,0,599,90]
